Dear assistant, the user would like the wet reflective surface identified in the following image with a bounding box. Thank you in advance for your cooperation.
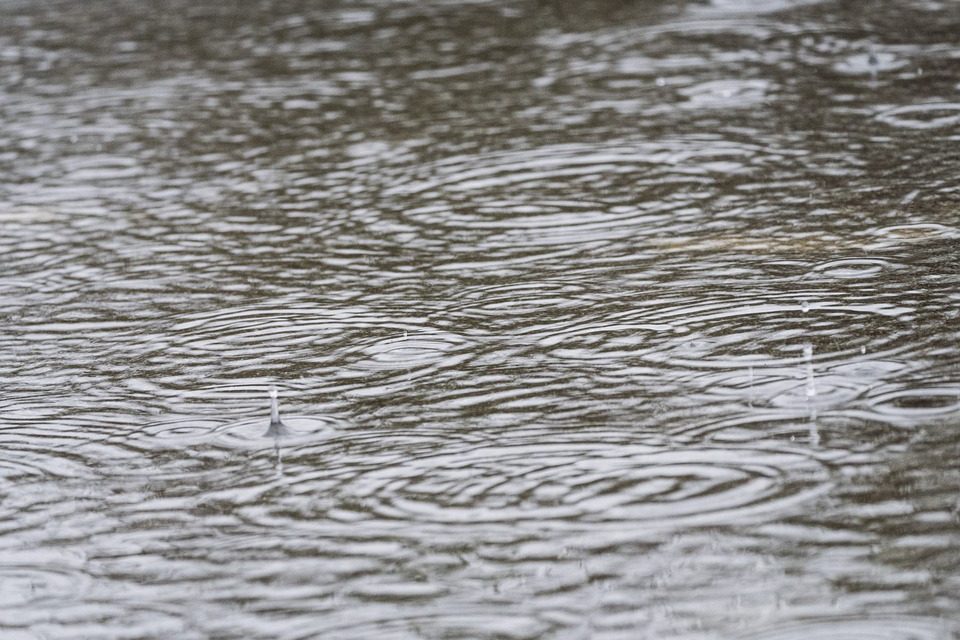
[2,0,960,637]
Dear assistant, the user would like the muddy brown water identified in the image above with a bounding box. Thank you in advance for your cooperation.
[1,1,959,638]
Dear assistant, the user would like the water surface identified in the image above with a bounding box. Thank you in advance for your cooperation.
[2,0,960,638]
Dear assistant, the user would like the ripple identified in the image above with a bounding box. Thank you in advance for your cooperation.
[61,154,143,182]
[864,384,960,425]
[805,257,894,280]
[314,610,549,640]
[347,330,474,375]
[679,78,770,109]
[405,199,661,246]
[833,51,909,76]
[674,410,827,443]
[215,414,340,447]
[146,300,466,395]
[168,303,367,353]
[672,408,916,462]
[537,319,679,362]
[133,411,341,452]
[695,0,826,15]
[384,139,786,250]
[440,280,594,325]
[5,385,346,470]
[876,102,960,130]
[0,447,92,481]
[324,437,829,529]
[869,223,960,244]
[680,351,913,415]
[0,550,90,609]
[540,292,917,371]
[0,421,102,481]
[2,1,959,635]
[740,615,958,640]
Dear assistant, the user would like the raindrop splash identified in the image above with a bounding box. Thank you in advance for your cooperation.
[803,343,816,400]
[803,343,820,446]
[265,386,292,438]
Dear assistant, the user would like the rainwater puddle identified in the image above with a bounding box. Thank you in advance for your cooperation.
[2,0,960,638]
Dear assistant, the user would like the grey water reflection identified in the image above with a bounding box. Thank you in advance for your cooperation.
[2,0,960,637]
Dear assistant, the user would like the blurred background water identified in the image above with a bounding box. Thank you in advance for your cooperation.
[1,0,959,638]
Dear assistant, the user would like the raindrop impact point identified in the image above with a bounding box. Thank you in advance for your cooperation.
[265,386,292,438]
